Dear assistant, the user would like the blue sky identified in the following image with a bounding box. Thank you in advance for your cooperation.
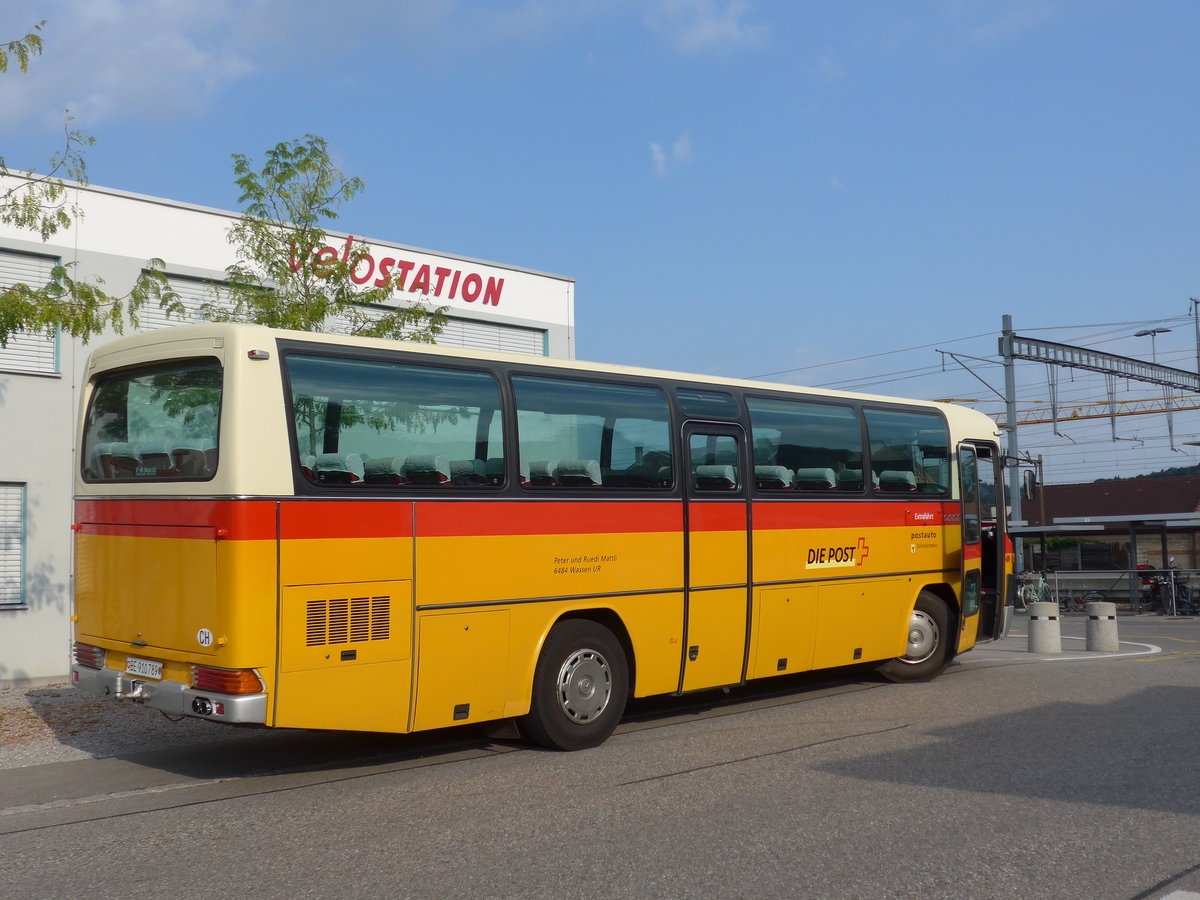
[5,0,1200,485]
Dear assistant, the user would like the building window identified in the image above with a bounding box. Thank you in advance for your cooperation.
[138,275,224,329]
[0,250,59,375]
[0,483,25,606]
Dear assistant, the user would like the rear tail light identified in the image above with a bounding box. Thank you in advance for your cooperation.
[73,642,107,670]
[191,665,264,695]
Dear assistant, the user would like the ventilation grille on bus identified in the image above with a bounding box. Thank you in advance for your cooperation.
[306,596,391,646]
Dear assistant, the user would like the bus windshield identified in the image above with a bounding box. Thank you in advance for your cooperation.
[81,358,222,481]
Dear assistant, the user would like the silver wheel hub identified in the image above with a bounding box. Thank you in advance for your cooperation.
[900,609,939,665]
[556,647,612,722]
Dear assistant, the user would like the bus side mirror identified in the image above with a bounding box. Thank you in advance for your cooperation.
[1021,469,1037,502]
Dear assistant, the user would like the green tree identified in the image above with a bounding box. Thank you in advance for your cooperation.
[0,20,180,347]
[203,134,446,342]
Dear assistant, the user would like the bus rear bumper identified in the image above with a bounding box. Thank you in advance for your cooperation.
[71,664,268,725]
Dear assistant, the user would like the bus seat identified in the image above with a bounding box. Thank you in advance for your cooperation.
[485,457,507,486]
[92,442,141,478]
[137,441,173,474]
[878,470,918,492]
[450,459,487,485]
[363,457,405,484]
[314,453,363,484]
[556,459,602,486]
[840,468,878,489]
[528,460,559,486]
[695,464,737,491]
[754,465,793,490]
[402,454,451,485]
[793,467,837,490]
[172,445,209,476]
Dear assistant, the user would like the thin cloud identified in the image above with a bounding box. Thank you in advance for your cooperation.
[0,0,570,131]
[948,0,1055,44]
[645,0,768,54]
[960,1,1056,42]
[1,0,766,137]
[814,52,846,83]
[650,143,668,177]
[0,1,258,129]
[672,133,693,165]
[650,131,693,177]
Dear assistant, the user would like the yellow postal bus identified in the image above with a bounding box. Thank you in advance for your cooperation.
[70,323,1010,749]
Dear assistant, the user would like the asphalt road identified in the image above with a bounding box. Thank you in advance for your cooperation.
[3,614,1200,900]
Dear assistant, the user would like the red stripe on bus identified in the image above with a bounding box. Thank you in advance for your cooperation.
[74,497,966,541]
[752,501,945,530]
[280,500,414,539]
[688,502,747,531]
[78,523,225,540]
[416,501,683,537]
[75,499,277,540]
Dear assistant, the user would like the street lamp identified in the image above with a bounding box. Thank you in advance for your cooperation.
[1135,327,1172,362]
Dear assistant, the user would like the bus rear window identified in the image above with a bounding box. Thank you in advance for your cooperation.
[82,359,222,482]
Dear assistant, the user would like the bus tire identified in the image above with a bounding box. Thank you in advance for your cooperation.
[518,619,629,751]
[878,591,951,683]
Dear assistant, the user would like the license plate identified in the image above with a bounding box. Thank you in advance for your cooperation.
[125,656,163,680]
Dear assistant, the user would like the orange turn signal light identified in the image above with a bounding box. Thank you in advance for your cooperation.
[191,665,263,695]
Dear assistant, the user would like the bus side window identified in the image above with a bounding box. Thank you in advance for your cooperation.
[746,396,862,494]
[513,375,672,491]
[285,356,505,490]
[863,409,950,495]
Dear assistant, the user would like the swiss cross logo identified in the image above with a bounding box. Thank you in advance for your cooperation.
[856,537,870,566]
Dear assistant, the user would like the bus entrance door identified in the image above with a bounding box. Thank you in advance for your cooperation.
[681,425,751,692]
[959,442,1006,643]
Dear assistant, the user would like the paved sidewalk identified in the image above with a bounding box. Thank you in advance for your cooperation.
[0,681,256,770]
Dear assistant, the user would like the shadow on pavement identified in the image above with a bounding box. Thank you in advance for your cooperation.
[817,684,1200,815]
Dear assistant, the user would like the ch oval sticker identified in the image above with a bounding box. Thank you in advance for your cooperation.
[197,628,215,648]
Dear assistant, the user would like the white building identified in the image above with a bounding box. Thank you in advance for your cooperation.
[0,179,575,687]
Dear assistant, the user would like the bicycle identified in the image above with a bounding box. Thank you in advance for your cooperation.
[1059,590,1108,613]
[1017,571,1056,611]
[1144,564,1195,615]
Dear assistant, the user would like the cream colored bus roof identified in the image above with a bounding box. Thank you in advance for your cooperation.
[87,322,1001,439]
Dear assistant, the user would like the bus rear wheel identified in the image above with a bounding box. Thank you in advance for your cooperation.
[878,591,951,683]
[518,619,629,751]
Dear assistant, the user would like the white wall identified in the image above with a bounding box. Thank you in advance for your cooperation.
[0,179,575,686]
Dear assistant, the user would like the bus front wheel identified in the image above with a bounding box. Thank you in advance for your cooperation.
[518,619,629,751]
[878,591,951,683]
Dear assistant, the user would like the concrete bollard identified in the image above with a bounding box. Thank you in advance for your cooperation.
[1086,601,1119,652]
[1028,601,1062,653]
